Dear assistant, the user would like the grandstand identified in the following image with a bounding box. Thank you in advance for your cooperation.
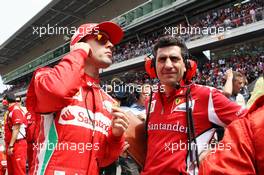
[0,0,264,116]
[0,0,148,115]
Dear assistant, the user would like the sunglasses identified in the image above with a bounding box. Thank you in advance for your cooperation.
[81,32,110,45]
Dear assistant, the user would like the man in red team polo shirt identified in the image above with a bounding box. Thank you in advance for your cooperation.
[3,93,27,175]
[141,36,247,175]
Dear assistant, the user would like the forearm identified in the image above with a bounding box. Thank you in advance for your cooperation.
[33,49,88,112]
[9,125,20,147]
[98,107,128,167]
[223,77,233,97]
[37,50,87,97]
[98,128,125,167]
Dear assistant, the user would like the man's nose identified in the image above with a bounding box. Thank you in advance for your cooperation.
[105,40,114,49]
[164,58,173,69]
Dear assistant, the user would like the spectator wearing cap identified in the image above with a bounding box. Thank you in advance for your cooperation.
[3,93,27,175]
[26,21,129,175]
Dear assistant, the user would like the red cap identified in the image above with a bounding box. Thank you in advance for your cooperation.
[2,99,8,106]
[70,21,124,46]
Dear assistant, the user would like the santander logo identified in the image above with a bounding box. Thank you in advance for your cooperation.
[61,109,75,120]
[58,105,112,136]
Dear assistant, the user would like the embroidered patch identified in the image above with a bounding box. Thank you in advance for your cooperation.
[103,100,113,113]
[54,170,65,175]
[149,100,156,113]
[175,98,181,105]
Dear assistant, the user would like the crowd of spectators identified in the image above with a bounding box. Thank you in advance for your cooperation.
[2,43,263,99]
[1,1,264,99]
[184,0,264,40]
[195,44,264,89]
[113,37,155,63]
[113,0,264,63]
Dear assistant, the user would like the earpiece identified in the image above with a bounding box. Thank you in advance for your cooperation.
[145,54,157,79]
[184,59,197,83]
[144,53,197,83]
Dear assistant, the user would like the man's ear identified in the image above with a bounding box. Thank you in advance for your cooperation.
[183,63,187,73]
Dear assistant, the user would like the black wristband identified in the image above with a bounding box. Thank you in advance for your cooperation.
[8,145,14,148]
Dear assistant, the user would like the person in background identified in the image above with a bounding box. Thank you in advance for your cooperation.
[3,93,27,175]
[129,83,151,121]
[104,78,141,175]
[0,144,7,175]
[199,75,264,175]
[222,69,246,107]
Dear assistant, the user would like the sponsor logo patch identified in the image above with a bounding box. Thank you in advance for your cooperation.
[59,106,111,135]
[172,100,195,112]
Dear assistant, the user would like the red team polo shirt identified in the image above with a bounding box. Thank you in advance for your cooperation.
[4,103,27,144]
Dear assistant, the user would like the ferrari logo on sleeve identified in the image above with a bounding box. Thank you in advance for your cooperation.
[172,100,195,112]
[72,88,83,101]
[175,98,182,105]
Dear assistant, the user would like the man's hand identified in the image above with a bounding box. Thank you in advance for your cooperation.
[7,147,14,155]
[122,141,130,152]
[225,68,233,80]
[70,42,91,56]
[137,113,146,121]
[199,149,211,162]
[111,107,129,137]
[120,141,130,157]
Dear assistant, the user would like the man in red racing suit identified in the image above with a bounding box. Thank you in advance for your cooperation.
[26,21,129,175]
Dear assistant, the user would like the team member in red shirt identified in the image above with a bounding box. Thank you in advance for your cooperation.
[26,21,129,175]
[14,97,36,171]
[142,36,247,175]
[3,93,27,175]
[0,144,7,175]
[199,76,264,175]
[24,110,36,171]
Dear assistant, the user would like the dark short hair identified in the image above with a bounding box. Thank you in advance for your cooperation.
[4,93,17,103]
[153,36,189,60]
